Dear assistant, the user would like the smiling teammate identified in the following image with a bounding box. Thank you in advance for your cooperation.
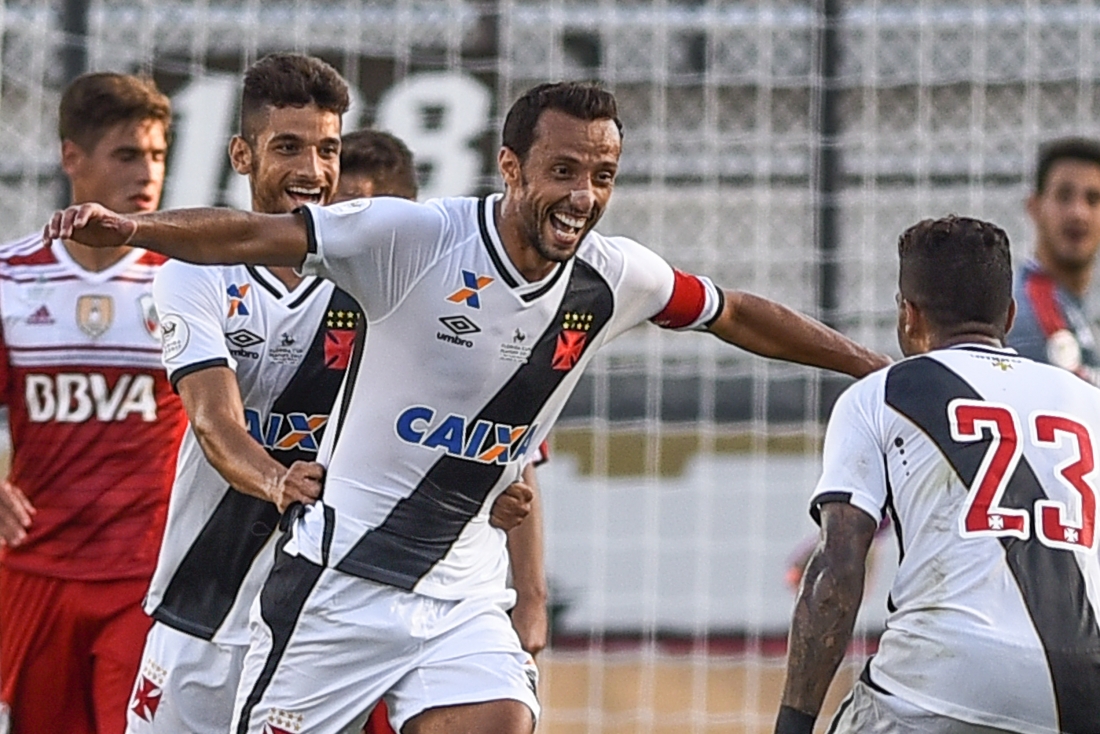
[49,81,889,734]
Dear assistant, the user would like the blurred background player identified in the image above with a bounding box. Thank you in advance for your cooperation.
[1007,137,1100,381]
[336,128,419,202]
[335,129,551,663]
[0,73,185,734]
[777,216,1100,734]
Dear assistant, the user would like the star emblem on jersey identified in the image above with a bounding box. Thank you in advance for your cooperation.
[325,308,360,330]
[552,311,594,371]
[446,270,494,309]
[129,659,166,722]
[265,708,304,733]
[227,283,250,317]
[76,294,114,337]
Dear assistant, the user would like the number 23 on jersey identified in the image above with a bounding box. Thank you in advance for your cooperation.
[949,398,1097,552]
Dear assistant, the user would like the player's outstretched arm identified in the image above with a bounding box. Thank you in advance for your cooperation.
[176,366,322,513]
[776,502,877,734]
[45,203,308,267]
[709,291,889,378]
[507,463,549,658]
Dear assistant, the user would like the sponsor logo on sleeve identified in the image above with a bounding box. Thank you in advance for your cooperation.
[160,314,190,360]
[76,294,114,338]
[446,270,494,309]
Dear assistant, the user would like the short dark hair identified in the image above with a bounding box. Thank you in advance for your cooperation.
[1035,137,1100,193]
[898,216,1013,333]
[502,81,622,161]
[58,72,171,151]
[340,129,418,199]
[240,53,350,141]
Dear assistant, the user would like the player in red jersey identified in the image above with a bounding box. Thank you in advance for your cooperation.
[0,73,185,734]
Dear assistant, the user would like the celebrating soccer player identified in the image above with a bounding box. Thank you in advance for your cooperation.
[48,81,889,734]
[776,216,1100,734]
[0,73,185,734]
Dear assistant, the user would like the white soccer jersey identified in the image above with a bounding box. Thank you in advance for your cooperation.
[290,194,723,600]
[144,261,361,645]
[812,344,1100,734]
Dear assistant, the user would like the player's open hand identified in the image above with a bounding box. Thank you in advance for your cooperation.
[489,480,534,531]
[44,203,138,248]
[272,461,325,513]
[0,480,36,548]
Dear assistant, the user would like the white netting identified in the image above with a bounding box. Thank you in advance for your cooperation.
[3,1,1100,731]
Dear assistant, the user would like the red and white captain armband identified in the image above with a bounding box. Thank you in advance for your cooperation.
[651,269,725,331]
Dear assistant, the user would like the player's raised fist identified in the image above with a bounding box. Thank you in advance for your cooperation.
[489,480,534,531]
[44,202,138,248]
[272,461,325,513]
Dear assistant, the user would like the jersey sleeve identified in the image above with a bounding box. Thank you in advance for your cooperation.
[609,237,724,334]
[298,197,448,320]
[0,319,10,408]
[153,260,234,390]
[810,377,889,525]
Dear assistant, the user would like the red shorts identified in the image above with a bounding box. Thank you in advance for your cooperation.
[0,565,151,734]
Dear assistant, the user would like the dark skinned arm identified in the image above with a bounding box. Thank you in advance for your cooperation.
[176,366,322,513]
[776,502,878,733]
[46,203,308,267]
[709,291,890,379]
[507,462,549,657]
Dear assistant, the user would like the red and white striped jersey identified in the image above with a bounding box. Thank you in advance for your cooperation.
[812,344,1100,733]
[0,233,185,581]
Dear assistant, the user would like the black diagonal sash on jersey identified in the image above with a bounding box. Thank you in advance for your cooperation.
[335,259,614,589]
[153,288,362,639]
[885,355,1100,732]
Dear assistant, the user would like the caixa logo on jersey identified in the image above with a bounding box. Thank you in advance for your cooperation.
[244,408,327,452]
[396,406,539,464]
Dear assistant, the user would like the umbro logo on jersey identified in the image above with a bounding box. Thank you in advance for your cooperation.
[25,304,54,325]
[396,405,539,465]
[245,408,328,452]
[227,284,250,317]
[446,270,494,309]
[226,329,264,348]
[437,315,479,348]
[226,329,263,359]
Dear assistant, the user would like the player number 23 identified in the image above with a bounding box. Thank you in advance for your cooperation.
[948,399,1097,552]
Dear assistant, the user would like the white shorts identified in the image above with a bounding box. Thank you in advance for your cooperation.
[231,550,540,734]
[828,680,1020,734]
[125,621,248,734]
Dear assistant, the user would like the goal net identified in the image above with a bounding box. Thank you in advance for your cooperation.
[2,1,1098,731]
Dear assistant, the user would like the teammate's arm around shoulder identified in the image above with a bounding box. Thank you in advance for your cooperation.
[707,291,889,378]
[176,367,322,513]
[47,202,309,267]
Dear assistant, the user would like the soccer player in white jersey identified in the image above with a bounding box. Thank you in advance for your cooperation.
[775,216,1100,734]
[127,55,539,734]
[49,81,889,734]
